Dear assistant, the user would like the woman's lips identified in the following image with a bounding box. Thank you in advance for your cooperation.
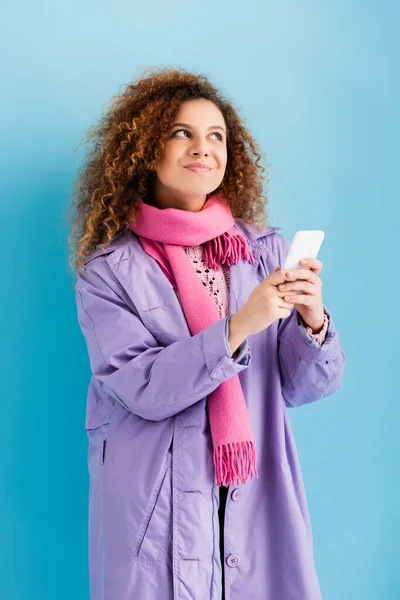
[185,166,212,174]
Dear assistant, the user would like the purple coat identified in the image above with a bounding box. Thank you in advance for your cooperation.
[75,218,346,600]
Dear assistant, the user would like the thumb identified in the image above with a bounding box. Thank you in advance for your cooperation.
[266,265,281,282]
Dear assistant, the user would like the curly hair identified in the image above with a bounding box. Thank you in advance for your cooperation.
[67,66,272,274]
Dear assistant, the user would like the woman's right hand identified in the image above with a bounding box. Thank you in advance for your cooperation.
[232,266,296,337]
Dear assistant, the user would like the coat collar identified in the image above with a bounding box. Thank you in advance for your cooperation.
[83,219,282,265]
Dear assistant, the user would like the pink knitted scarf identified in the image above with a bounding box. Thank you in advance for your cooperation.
[128,191,258,486]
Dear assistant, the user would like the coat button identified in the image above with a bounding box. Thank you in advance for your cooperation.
[231,488,242,501]
[227,554,240,567]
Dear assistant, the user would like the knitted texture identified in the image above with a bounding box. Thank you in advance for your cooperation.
[174,245,230,319]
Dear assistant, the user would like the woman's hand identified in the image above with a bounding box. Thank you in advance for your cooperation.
[231,258,325,339]
[277,258,325,332]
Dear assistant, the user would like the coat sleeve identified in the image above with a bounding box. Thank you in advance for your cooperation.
[75,258,252,422]
[275,234,346,408]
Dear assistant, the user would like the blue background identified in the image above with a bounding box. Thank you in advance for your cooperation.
[1,0,398,598]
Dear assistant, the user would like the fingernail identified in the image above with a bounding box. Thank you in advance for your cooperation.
[301,260,308,265]
[287,271,294,278]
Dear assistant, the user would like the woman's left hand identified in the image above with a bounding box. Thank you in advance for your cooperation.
[277,258,325,332]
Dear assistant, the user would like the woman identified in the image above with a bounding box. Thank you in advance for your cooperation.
[69,67,346,600]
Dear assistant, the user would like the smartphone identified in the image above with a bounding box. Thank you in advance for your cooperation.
[282,230,325,295]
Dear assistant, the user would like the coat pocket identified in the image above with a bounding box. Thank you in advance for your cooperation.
[86,421,110,475]
[85,405,118,470]
[134,443,173,567]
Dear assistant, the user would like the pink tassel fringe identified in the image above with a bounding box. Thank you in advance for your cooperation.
[214,441,259,486]
[203,230,255,270]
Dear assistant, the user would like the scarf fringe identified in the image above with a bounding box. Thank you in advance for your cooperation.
[214,441,259,486]
[203,230,255,270]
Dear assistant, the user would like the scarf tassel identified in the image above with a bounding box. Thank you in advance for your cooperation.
[214,441,259,486]
[203,230,255,270]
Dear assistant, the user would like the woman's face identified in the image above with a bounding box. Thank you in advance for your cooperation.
[152,98,228,211]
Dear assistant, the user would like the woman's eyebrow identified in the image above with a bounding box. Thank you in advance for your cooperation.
[172,122,226,134]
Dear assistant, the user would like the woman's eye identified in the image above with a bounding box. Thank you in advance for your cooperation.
[172,129,190,138]
[172,129,223,141]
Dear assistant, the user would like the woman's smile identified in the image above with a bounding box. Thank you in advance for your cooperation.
[184,165,213,174]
